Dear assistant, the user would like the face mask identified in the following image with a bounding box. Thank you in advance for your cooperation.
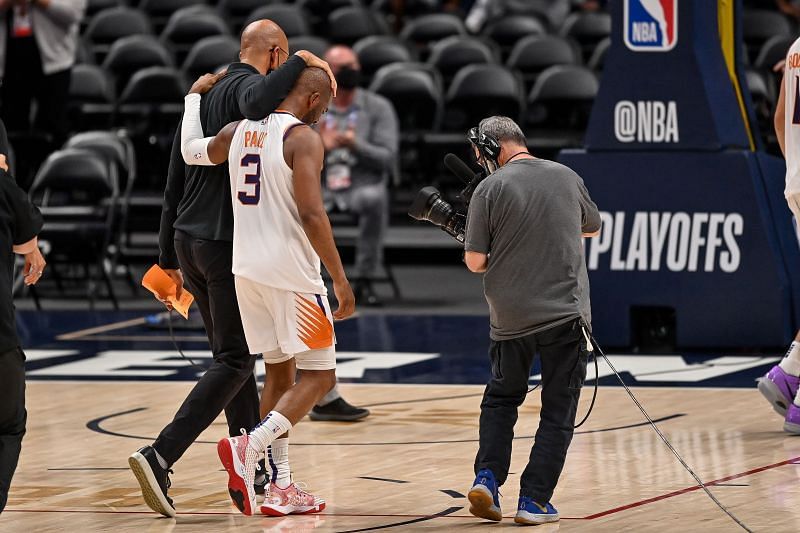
[337,67,361,90]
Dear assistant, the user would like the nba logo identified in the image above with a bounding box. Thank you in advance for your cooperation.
[624,0,678,52]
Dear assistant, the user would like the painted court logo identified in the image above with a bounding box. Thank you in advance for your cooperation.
[624,0,678,52]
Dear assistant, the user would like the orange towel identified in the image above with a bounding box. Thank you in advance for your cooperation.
[141,264,194,319]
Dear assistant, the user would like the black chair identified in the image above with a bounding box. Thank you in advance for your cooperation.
[29,149,120,308]
[443,64,523,132]
[504,0,565,29]
[183,35,239,81]
[76,38,95,65]
[118,67,186,188]
[400,13,465,53]
[427,36,496,85]
[327,6,387,45]
[525,65,598,136]
[161,7,230,64]
[289,36,332,59]
[559,11,611,62]
[370,63,443,187]
[83,0,122,32]
[483,15,546,57]
[353,36,414,84]
[102,35,174,95]
[743,9,793,63]
[369,62,443,132]
[84,7,153,61]
[64,131,138,289]
[587,37,610,72]
[507,34,579,87]
[138,0,208,32]
[245,5,310,38]
[755,35,795,71]
[68,64,116,131]
[218,0,282,33]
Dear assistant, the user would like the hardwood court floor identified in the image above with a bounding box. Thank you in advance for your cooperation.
[4,382,800,532]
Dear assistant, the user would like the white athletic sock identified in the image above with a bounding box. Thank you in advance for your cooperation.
[249,411,292,454]
[268,438,291,489]
[779,341,800,377]
[154,448,169,470]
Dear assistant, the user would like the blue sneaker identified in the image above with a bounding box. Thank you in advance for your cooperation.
[515,497,559,525]
[468,468,502,522]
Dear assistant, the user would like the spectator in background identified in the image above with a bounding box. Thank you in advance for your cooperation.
[319,45,398,308]
[0,0,86,183]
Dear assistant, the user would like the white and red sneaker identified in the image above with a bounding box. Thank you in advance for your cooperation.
[260,482,325,516]
[217,432,259,516]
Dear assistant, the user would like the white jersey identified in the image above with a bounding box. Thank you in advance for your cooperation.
[228,111,326,295]
[784,36,800,197]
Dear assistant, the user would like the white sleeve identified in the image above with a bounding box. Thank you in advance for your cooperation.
[180,93,216,166]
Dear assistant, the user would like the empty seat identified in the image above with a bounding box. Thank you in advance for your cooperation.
[119,67,186,109]
[138,0,207,31]
[483,16,546,53]
[400,14,465,48]
[354,36,414,82]
[182,35,239,80]
[327,6,387,45]
[84,7,152,60]
[68,64,115,130]
[559,11,611,61]
[65,131,136,197]
[245,5,310,38]
[526,65,598,132]
[587,37,610,72]
[102,35,174,93]
[161,7,230,64]
[507,35,579,84]
[755,34,796,70]
[743,9,793,61]
[427,36,496,83]
[443,64,523,131]
[86,0,122,17]
[369,62,443,132]
[289,36,331,58]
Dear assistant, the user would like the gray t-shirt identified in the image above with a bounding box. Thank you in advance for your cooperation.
[465,158,601,341]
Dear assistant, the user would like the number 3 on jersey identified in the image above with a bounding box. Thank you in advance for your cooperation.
[238,153,261,205]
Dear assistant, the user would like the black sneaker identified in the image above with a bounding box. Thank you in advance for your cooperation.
[309,397,370,421]
[254,458,268,495]
[129,446,175,517]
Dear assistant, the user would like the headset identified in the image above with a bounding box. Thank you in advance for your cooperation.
[468,126,501,175]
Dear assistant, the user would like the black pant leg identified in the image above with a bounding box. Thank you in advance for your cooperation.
[519,318,587,503]
[0,347,26,512]
[152,238,258,465]
[474,334,537,486]
[33,68,71,145]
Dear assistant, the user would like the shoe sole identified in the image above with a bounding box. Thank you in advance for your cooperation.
[217,438,254,516]
[128,452,176,518]
[468,485,502,522]
[784,420,800,434]
[757,377,791,417]
[261,501,326,516]
[309,411,369,422]
[514,511,560,525]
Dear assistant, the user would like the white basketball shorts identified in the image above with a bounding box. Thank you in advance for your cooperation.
[234,276,336,370]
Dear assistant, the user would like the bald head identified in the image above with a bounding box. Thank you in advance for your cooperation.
[292,67,332,102]
[281,67,332,125]
[324,45,360,73]
[239,19,289,74]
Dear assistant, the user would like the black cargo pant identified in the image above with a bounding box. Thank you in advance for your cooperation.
[153,232,260,466]
[474,317,589,504]
[0,347,26,512]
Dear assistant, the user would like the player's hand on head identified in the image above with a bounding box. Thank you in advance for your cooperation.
[189,71,226,95]
[332,279,355,320]
[294,50,338,97]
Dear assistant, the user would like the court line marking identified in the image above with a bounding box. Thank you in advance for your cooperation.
[85,407,685,445]
[583,455,800,520]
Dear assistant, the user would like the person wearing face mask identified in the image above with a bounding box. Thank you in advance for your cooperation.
[319,45,399,309]
[129,20,338,518]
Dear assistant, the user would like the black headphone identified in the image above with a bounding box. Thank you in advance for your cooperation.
[467,126,501,162]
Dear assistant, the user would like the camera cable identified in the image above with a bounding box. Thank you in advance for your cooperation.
[585,329,753,533]
[166,309,208,372]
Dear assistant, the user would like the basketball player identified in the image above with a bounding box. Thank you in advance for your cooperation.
[179,67,354,516]
[759,43,800,434]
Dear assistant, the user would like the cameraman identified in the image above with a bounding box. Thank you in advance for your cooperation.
[463,116,600,525]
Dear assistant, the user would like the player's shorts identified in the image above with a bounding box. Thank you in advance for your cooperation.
[234,276,336,371]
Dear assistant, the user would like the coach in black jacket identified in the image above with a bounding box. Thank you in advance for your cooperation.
[128,20,336,517]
